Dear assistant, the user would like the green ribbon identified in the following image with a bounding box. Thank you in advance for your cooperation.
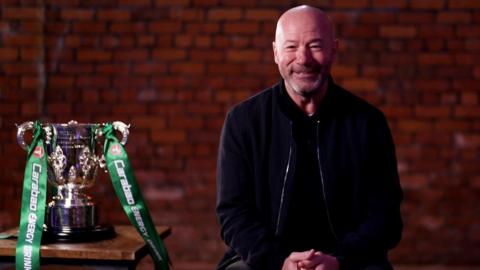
[16,121,48,270]
[102,123,170,270]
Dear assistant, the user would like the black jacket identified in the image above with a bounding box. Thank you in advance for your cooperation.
[216,79,403,270]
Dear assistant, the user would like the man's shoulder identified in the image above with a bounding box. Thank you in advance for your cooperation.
[228,82,280,117]
[331,82,385,119]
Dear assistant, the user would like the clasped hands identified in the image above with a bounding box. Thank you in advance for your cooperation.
[282,249,339,270]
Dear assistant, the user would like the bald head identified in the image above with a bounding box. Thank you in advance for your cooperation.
[272,5,337,104]
[275,5,335,45]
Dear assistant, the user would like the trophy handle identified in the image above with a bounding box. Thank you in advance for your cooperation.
[16,121,35,151]
[112,121,130,145]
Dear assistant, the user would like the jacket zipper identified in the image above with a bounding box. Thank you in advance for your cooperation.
[275,121,292,235]
[316,120,339,241]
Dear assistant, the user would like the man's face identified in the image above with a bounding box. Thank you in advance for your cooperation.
[273,14,336,97]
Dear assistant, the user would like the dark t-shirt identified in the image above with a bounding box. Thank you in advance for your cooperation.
[281,90,337,254]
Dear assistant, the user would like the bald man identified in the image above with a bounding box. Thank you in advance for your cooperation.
[216,5,403,270]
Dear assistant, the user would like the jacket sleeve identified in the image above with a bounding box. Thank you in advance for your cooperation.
[216,110,284,270]
[336,112,403,267]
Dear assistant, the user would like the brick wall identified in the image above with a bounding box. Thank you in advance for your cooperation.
[1,0,479,268]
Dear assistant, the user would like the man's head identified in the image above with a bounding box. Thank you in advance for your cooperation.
[273,5,337,98]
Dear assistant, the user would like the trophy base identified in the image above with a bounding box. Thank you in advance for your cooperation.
[43,224,116,243]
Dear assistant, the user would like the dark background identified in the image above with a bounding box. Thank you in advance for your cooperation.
[1,0,479,269]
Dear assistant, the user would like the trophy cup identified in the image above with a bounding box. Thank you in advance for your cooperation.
[16,120,129,242]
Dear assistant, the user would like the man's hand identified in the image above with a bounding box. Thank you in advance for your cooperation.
[282,250,339,270]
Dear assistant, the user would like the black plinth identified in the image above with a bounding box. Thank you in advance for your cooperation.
[42,224,116,243]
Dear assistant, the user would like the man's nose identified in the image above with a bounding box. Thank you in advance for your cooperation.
[295,47,312,65]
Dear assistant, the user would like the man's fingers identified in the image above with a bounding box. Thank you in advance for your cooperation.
[297,252,325,268]
[288,249,315,261]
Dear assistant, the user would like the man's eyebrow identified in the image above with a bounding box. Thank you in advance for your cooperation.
[308,38,324,43]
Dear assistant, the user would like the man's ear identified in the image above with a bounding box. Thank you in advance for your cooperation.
[273,41,279,64]
[331,39,339,62]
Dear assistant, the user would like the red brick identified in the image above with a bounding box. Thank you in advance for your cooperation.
[21,102,38,116]
[223,22,259,34]
[118,0,151,6]
[207,8,243,20]
[195,36,212,48]
[381,106,413,118]
[20,22,43,33]
[371,0,407,8]
[111,22,145,33]
[226,50,261,62]
[149,22,182,33]
[415,106,451,118]
[331,65,357,77]
[457,26,480,37]
[0,103,18,114]
[245,9,279,21]
[170,63,205,75]
[155,0,190,6]
[137,35,156,46]
[0,48,18,61]
[454,107,480,118]
[49,76,74,88]
[112,103,147,115]
[96,64,130,75]
[359,12,396,24]
[398,120,433,132]
[77,50,112,62]
[152,49,186,60]
[3,34,42,46]
[97,10,131,21]
[435,120,471,132]
[466,39,480,51]
[380,26,417,38]
[2,7,44,20]
[61,9,94,20]
[151,130,186,143]
[114,50,149,61]
[415,79,450,92]
[3,63,38,74]
[449,0,480,9]
[133,63,167,75]
[47,103,72,115]
[437,12,472,23]
[398,12,435,23]
[187,104,221,115]
[190,51,223,62]
[73,22,106,34]
[185,23,220,34]
[76,76,111,88]
[81,89,99,103]
[193,0,220,6]
[170,8,205,21]
[333,0,369,8]
[410,0,445,9]
[114,77,149,89]
[418,53,454,66]
[342,25,377,38]
[363,66,395,78]
[169,116,204,129]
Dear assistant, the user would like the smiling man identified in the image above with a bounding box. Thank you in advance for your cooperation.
[216,5,403,270]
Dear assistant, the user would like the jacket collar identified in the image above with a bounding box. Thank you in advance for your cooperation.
[276,76,338,122]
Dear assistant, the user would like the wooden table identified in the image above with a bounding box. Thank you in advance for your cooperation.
[0,225,170,270]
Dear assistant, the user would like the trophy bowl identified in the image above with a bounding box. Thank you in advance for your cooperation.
[16,120,129,242]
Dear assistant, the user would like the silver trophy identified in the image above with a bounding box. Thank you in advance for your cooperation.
[16,120,129,242]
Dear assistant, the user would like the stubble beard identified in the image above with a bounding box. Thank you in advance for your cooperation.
[286,68,330,98]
